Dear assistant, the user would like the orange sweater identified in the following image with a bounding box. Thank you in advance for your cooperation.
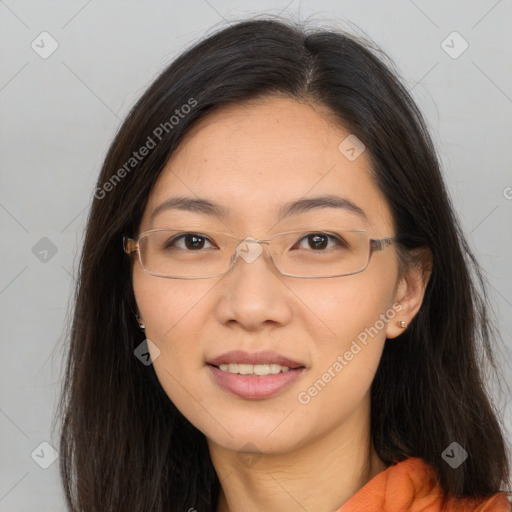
[338,457,511,512]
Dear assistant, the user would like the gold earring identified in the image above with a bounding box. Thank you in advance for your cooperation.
[397,320,408,329]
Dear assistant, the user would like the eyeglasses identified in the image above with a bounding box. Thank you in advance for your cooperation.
[123,227,395,279]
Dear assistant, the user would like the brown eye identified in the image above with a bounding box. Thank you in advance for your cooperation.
[165,233,215,251]
[295,233,348,251]
[306,234,328,250]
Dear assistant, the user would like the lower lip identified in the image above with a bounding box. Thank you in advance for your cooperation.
[207,365,305,400]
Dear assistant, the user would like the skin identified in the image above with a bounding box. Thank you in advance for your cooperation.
[132,96,431,512]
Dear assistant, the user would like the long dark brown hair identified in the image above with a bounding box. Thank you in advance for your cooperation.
[55,17,511,511]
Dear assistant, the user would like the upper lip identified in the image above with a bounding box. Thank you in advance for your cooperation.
[207,350,305,369]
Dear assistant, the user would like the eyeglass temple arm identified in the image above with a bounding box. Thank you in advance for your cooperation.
[123,236,137,255]
[370,237,394,252]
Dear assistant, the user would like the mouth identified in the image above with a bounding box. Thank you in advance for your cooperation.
[215,363,296,376]
[206,350,307,399]
[207,350,306,376]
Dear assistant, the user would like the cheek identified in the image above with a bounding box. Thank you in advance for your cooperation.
[132,271,213,424]
[299,272,395,377]
[132,270,207,395]
[133,267,209,343]
[292,276,394,426]
[289,268,397,350]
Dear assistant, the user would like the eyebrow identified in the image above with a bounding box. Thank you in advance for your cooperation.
[150,194,368,222]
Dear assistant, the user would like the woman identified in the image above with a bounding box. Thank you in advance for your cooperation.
[57,18,511,511]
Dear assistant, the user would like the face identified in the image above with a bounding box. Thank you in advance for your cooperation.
[132,96,406,456]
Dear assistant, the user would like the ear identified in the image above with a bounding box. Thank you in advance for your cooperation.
[386,247,432,339]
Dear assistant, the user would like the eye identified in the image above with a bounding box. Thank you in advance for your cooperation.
[164,233,216,251]
[294,233,349,251]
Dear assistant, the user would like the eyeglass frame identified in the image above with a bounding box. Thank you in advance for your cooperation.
[123,227,396,279]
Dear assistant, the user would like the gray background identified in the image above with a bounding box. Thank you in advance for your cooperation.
[1,1,511,510]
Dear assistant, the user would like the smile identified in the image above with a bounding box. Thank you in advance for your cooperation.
[206,350,307,400]
[217,363,291,376]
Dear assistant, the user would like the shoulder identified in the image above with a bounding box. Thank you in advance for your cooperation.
[338,457,511,512]
[443,491,512,512]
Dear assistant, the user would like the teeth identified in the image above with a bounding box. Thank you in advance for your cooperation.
[239,364,253,375]
[218,363,291,375]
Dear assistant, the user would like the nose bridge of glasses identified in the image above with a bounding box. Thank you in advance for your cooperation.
[233,236,272,265]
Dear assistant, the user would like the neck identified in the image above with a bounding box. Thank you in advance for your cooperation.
[210,398,387,512]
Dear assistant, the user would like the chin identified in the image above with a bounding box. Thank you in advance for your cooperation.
[206,427,300,456]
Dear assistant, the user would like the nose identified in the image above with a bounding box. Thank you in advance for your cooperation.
[214,237,293,329]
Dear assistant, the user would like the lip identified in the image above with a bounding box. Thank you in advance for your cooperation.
[208,366,306,400]
[206,350,307,400]
[207,350,305,368]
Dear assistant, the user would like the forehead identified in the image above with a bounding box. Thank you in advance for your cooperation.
[140,96,394,234]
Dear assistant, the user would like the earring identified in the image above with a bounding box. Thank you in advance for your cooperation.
[397,320,408,329]
[136,314,145,330]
